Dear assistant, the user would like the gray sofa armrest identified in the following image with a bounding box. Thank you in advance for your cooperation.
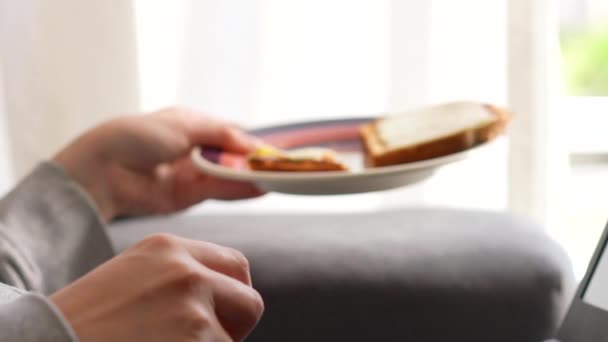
[111,208,574,342]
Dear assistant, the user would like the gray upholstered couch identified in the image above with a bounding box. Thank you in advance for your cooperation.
[111,208,574,342]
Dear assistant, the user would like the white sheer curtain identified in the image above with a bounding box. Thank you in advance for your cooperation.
[0,0,568,223]
[0,64,13,194]
[507,0,569,227]
[0,0,139,179]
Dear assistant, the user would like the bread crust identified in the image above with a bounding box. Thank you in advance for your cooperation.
[360,103,512,167]
[248,158,347,172]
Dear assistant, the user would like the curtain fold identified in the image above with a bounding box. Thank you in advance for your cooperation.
[0,0,140,178]
[0,61,14,194]
[507,0,568,225]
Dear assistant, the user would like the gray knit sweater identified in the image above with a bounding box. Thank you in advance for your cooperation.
[0,162,115,341]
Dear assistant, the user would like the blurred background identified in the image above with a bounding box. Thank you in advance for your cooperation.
[0,0,607,279]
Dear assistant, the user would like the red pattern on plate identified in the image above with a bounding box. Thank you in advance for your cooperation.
[260,125,360,149]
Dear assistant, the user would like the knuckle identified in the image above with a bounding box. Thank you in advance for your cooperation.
[181,267,210,290]
[218,125,239,141]
[240,288,265,324]
[162,105,191,116]
[181,303,213,332]
[140,233,181,251]
[226,248,250,274]
[168,258,199,279]
[250,289,265,318]
[163,257,208,287]
[219,247,251,284]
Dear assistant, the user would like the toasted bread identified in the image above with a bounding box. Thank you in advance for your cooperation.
[360,101,511,167]
[247,146,348,172]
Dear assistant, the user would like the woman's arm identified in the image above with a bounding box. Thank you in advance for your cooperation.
[0,107,262,294]
[0,163,111,342]
[0,291,78,342]
[0,108,265,341]
[0,162,114,294]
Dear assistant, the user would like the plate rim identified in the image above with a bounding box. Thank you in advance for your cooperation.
[247,116,375,135]
[191,146,470,182]
[190,116,486,182]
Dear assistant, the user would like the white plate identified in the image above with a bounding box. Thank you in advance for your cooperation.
[190,118,475,195]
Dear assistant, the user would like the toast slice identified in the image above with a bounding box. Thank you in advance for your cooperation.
[360,101,511,167]
[247,145,348,172]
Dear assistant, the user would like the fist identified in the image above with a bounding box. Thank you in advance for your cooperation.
[50,234,264,342]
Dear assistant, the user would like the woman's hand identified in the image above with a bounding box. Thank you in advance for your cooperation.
[53,107,264,221]
[50,234,264,342]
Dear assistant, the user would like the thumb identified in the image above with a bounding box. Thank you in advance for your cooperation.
[154,108,262,154]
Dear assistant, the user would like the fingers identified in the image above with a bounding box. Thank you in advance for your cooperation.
[178,292,232,342]
[136,234,253,286]
[178,236,264,340]
[169,157,265,205]
[198,309,233,342]
[181,237,253,286]
[180,255,263,342]
[195,177,266,201]
[152,107,261,154]
[207,268,264,342]
[146,234,263,340]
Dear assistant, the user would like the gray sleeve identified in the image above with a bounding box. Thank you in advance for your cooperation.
[0,293,78,342]
[0,161,118,341]
[0,161,115,294]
